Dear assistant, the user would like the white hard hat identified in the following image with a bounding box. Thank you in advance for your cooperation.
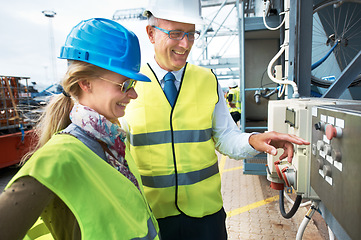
[144,0,204,25]
[228,79,238,88]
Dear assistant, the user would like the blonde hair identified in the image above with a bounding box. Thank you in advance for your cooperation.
[21,60,110,163]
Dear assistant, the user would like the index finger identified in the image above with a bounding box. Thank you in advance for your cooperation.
[278,134,310,145]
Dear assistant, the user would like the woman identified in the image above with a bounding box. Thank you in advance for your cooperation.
[0,18,160,240]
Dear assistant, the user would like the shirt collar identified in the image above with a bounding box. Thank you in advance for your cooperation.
[148,56,185,83]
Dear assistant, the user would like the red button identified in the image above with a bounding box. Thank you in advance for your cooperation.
[325,124,337,140]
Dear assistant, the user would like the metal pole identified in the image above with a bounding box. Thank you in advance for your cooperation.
[42,10,58,84]
[236,0,245,132]
[322,51,361,99]
[294,0,313,97]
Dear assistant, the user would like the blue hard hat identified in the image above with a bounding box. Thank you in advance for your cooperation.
[59,18,150,82]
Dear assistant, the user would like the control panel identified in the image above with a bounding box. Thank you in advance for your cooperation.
[311,104,361,240]
[267,98,341,199]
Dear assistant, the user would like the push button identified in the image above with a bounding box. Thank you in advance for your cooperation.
[325,124,342,140]
[323,165,332,177]
[332,149,342,162]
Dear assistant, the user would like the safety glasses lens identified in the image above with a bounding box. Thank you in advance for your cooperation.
[122,79,136,92]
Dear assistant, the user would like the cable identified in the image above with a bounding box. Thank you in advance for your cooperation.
[263,0,287,31]
[311,73,361,88]
[278,83,285,98]
[279,189,302,219]
[311,40,339,70]
[263,0,299,98]
[296,201,319,240]
[283,191,312,208]
[328,225,336,240]
[260,69,267,89]
[267,44,299,98]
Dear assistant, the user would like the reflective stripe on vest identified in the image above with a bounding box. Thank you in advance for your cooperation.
[141,161,219,188]
[125,63,223,219]
[129,128,212,146]
[24,218,53,240]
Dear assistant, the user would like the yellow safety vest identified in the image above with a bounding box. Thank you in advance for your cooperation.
[125,63,223,219]
[7,134,160,240]
[227,87,241,113]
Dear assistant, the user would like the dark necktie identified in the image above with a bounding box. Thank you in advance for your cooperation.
[163,72,177,107]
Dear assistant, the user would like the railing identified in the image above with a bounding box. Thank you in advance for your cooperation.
[0,76,38,132]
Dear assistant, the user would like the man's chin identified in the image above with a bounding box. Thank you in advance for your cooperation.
[172,60,187,69]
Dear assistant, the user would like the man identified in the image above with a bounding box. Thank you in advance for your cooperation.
[227,79,242,123]
[123,0,309,239]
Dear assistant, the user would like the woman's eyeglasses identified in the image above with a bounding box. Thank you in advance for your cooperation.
[98,76,137,93]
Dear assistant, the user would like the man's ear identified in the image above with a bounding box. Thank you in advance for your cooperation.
[78,79,92,93]
[146,25,155,44]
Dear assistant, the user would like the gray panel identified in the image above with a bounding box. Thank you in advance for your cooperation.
[311,104,361,240]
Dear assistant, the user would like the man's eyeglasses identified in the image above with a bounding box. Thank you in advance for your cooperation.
[98,76,137,93]
[152,26,200,41]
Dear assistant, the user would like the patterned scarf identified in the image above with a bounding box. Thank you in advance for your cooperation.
[70,103,140,191]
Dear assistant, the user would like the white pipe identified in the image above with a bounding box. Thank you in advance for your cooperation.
[296,201,319,240]
[296,216,310,240]
[264,0,299,98]
[328,225,335,240]
[267,44,299,98]
[262,0,286,31]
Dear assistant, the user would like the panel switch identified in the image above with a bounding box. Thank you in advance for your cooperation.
[323,165,332,177]
[332,149,342,162]
[325,124,343,140]
[317,158,324,170]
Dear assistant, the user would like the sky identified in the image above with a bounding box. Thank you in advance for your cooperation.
[0,1,238,91]
[0,0,152,90]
